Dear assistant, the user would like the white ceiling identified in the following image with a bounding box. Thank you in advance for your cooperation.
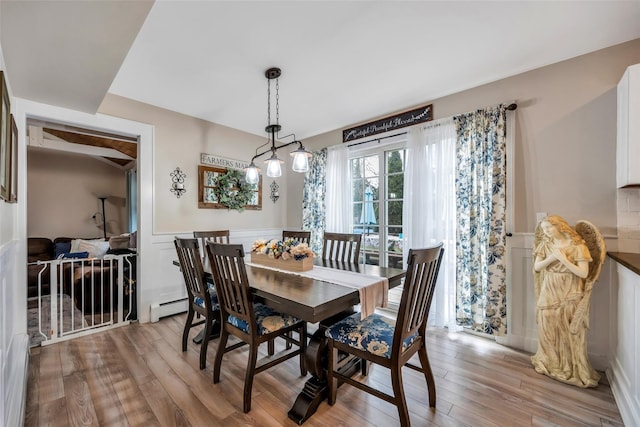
[2,1,640,140]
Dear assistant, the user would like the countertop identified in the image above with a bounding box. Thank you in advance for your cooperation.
[607,252,640,276]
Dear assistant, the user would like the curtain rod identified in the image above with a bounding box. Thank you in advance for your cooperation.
[346,102,517,148]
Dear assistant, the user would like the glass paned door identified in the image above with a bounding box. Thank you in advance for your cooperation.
[386,149,405,268]
[351,147,405,267]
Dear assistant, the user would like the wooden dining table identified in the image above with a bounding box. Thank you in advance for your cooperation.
[174,256,405,424]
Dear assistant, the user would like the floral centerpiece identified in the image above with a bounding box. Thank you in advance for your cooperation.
[251,238,314,271]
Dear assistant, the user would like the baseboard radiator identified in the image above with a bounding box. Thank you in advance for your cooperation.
[150,297,188,322]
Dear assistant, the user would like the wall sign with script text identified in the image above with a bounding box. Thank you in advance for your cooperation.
[342,104,433,143]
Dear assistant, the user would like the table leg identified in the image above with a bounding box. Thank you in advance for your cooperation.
[192,320,221,344]
[287,313,362,425]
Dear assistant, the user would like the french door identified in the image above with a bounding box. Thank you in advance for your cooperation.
[350,145,405,268]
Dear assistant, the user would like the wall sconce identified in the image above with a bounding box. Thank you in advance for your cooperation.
[170,167,186,198]
[270,180,279,203]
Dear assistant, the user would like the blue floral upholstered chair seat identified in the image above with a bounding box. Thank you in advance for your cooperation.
[206,242,307,413]
[325,312,418,359]
[193,281,219,310]
[325,244,444,427]
[227,303,301,335]
[174,237,222,371]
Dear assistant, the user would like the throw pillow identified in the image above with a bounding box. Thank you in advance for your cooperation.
[57,251,90,260]
[109,235,130,250]
[71,239,110,259]
[54,241,72,259]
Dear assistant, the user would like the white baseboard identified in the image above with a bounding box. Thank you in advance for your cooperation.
[149,298,188,322]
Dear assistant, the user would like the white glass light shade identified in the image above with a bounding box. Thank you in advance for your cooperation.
[291,149,311,173]
[245,164,260,184]
[265,155,283,178]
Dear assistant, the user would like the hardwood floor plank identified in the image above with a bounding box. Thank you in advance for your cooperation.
[38,396,71,427]
[25,350,41,427]
[38,343,65,404]
[27,315,624,427]
[62,371,100,427]
[139,378,192,427]
[142,341,225,426]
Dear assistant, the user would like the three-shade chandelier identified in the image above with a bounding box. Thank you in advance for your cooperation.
[244,67,310,184]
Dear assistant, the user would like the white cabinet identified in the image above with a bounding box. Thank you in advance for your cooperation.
[617,63,640,188]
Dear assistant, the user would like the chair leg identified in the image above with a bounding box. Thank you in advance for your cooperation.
[243,344,259,413]
[326,342,338,405]
[286,331,292,350]
[390,364,410,427]
[213,329,228,384]
[361,359,368,376]
[418,344,436,407]
[182,308,194,352]
[268,339,275,356]
[199,315,212,370]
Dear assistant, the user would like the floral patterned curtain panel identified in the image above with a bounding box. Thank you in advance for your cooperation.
[302,148,328,255]
[454,105,508,336]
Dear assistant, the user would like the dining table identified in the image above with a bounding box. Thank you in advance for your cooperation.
[174,255,405,424]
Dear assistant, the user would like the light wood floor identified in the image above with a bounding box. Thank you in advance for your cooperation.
[25,314,624,426]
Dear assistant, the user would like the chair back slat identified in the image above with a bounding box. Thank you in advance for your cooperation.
[322,232,362,263]
[282,230,311,245]
[174,238,210,307]
[394,244,444,351]
[206,243,253,328]
[194,230,230,258]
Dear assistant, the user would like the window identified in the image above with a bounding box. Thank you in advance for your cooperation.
[350,145,405,268]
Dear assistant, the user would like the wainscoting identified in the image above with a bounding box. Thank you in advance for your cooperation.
[146,228,282,322]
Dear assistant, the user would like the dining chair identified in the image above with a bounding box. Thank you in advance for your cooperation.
[282,230,311,244]
[193,230,230,259]
[322,232,362,263]
[174,237,221,370]
[325,243,444,427]
[205,242,307,413]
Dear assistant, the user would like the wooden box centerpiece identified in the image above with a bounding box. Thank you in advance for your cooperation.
[250,253,313,272]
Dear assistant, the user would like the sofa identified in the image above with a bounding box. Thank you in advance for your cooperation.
[27,236,137,317]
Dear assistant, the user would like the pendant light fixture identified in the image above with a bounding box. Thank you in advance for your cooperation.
[244,67,311,184]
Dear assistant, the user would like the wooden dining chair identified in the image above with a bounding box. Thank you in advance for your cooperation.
[282,230,311,244]
[322,232,362,263]
[205,242,307,413]
[174,237,221,370]
[193,230,230,258]
[325,243,444,426]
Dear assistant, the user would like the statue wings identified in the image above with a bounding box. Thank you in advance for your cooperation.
[574,220,606,290]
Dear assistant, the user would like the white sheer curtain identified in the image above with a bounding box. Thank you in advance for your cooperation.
[325,144,351,233]
[403,118,460,330]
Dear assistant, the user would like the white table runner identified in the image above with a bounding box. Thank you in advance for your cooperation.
[245,261,388,319]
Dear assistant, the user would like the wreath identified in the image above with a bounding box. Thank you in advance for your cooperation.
[213,168,254,212]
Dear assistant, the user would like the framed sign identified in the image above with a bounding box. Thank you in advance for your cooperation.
[0,71,10,201]
[342,104,432,143]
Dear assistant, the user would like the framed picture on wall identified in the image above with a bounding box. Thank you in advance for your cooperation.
[8,114,17,203]
[0,71,9,201]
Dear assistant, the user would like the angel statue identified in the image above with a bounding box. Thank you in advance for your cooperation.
[531,215,605,388]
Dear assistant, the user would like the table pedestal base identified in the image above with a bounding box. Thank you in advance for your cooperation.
[192,320,221,344]
[287,316,362,425]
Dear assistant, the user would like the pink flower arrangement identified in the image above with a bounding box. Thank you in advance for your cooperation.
[251,238,314,261]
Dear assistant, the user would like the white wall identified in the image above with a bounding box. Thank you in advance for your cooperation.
[27,149,127,239]
[297,39,640,236]
[98,94,292,235]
